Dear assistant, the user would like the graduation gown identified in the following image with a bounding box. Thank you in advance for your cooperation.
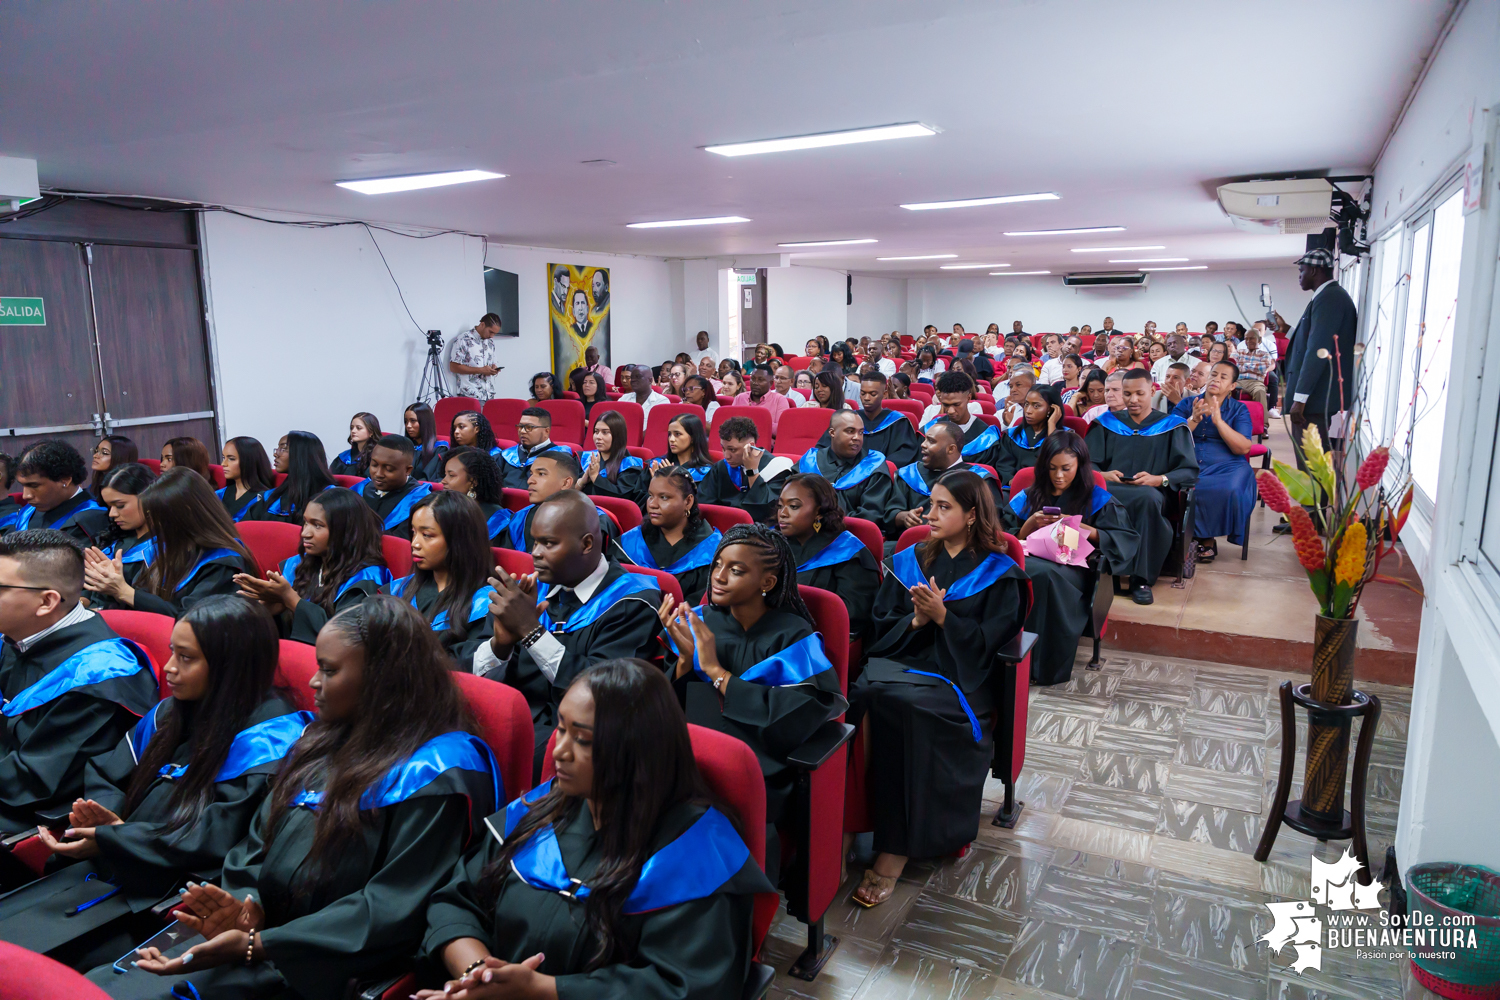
[849,547,1026,857]
[379,576,496,668]
[889,460,1002,538]
[424,791,771,1000]
[242,485,314,527]
[796,447,899,533]
[992,423,1050,486]
[89,732,502,1000]
[816,409,923,468]
[0,494,20,533]
[697,452,794,523]
[1171,395,1257,545]
[216,484,264,523]
[0,613,159,836]
[413,443,448,483]
[615,520,719,605]
[579,451,649,509]
[679,607,846,826]
[1002,486,1139,686]
[476,501,512,545]
[1084,410,1199,585]
[85,534,154,612]
[327,447,366,477]
[494,441,575,491]
[648,457,714,491]
[351,478,433,540]
[5,491,111,545]
[0,697,306,959]
[277,554,393,645]
[786,529,881,642]
[920,415,1003,471]
[129,543,258,619]
[502,501,621,553]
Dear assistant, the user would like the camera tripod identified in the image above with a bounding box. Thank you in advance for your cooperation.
[418,342,448,405]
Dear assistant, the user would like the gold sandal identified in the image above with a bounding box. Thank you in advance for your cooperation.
[850,868,898,908]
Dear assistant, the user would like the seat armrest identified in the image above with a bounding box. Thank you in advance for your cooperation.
[995,631,1038,664]
[1,826,40,850]
[786,721,855,770]
[742,962,776,1000]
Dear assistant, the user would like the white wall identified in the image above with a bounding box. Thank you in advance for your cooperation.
[201,211,486,454]
[766,265,848,349]
[904,266,1313,336]
[847,275,908,340]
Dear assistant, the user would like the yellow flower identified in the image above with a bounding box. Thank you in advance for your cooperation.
[1335,522,1367,586]
[1302,424,1335,498]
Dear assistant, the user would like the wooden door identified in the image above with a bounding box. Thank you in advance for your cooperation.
[739,269,767,349]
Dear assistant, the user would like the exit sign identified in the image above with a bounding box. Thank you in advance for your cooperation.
[0,297,44,325]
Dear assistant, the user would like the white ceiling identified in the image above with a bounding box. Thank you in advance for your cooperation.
[2,0,1454,277]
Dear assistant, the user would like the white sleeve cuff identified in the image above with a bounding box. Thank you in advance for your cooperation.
[1293,393,1309,403]
[529,632,566,682]
[472,639,507,678]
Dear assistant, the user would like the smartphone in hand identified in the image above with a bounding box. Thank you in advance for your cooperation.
[1042,506,1062,515]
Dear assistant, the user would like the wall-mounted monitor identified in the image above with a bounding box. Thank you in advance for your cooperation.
[484,266,520,336]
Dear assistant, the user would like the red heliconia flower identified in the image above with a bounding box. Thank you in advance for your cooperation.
[1356,446,1390,491]
[1289,506,1326,571]
[1257,470,1293,514]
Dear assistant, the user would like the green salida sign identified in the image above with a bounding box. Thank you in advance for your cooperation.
[0,298,45,325]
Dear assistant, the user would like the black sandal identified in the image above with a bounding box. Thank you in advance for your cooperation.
[1196,540,1218,563]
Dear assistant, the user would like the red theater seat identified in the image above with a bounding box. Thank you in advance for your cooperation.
[238,520,302,576]
[643,403,706,456]
[587,401,645,447]
[773,408,832,456]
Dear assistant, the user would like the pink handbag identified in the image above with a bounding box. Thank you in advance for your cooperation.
[1023,514,1095,567]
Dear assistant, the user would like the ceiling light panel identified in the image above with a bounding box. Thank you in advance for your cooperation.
[1139,265,1207,271]
[335,169,504,194]
[1109,257,1187,263]
[778,238,878,247]
[940,263,1008,270]
[627,216,750,228]
[900,192,1059,211]
[1070,245,1165,253]
[705,122,936,157]
[991,270,1052,275]
[1004,226,1125,236]
[875,254,958,261]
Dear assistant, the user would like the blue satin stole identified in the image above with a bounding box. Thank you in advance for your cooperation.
[498,443,572,467]
[537,572,659,634]
[1006,424,1047,450]
[390,576,494,631]
[172,548,245,592]
[499,780,751,915]
[131,704,313,782]
[13,494,105,531]
[509,504,613,550]
[896,461,989,497]
[1009,485,1112,519]
[352,479,433,530]
[1093,411,1187,437]
[864,409,908,434]
[1,637,152,718]
[280,555,392,601]
[695,631,832,687]
[580,452,644,482]
[618,527,721,575]
[104,536,153,563]
[796,531,866,573]
[215,486,262,522]
[797,448,888,490]
[654,459,711,482]
[335,448,355,466]
[290,731,501,814]
[486,506,512,539]
[889,546,1015,600]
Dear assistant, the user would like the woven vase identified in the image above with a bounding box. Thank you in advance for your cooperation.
[1302,614,1359,823]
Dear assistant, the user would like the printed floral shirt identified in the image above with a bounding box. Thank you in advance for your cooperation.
[451,327,499,400]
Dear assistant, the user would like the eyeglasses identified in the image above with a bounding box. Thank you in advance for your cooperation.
[273,445,288,455]
[0,583,52,593]
[515,423,544,433]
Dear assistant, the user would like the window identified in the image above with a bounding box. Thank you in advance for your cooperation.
[1362,230,1404,448]
[1409,190,1465,499]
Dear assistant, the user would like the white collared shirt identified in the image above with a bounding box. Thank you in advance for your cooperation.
[471,557,611,681]
[13,601,94,653]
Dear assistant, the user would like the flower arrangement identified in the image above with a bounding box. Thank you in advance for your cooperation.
[1256,429,1412,620]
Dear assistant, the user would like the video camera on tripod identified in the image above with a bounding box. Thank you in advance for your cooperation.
[418,328,448,404]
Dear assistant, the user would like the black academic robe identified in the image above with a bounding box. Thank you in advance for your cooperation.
[798,447,899,532]
[476,501,512,545]
[89,739,499,1000]
[680,607,846,826]
[501,501,621,554]
[613,519,719,605]
[413,443,448,483]
[0,494,20,533]
[816,410,923,468]
[84,534,154,612]
[934,416,1005,471]
[424,798,771,1000]
[888,460,1003,538]
[0,695,302,958]
[279,556,391,645]
[1001,486,1140,686]
[1084,410,1199,585]
[216,484,264,523]
[242,483,326,527]
[6,492,112,545]
[0,613,159,837]
[786,530,881,642]
[849,547,1027,857]
[327,446,367,477]
[494,441,575,491]
[130,548,258,619]
[993,423,1051,486]
[698,452,794,524]
[580,452,650,510]
[356,479,431,540]
[378,576,495,668]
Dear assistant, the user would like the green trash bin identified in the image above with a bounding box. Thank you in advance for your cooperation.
[1406,862,1500,999]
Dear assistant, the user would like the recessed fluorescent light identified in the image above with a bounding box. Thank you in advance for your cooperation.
[705,122,936,157]
[336,169,505,195]
[991,270,1051,276]
[1109,257,1188,263]
[875,254,959,261]
[1070,245,1165,253]
[1139,265,1208,271]
[627,216,750,228]
[1003,226,1125,236]
[900,192,1059,211]
[778,238,878,247]
[940,263,1008,270]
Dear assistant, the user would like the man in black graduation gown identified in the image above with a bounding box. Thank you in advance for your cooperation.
[503,452,620,552]
[477,492,662,775]
[0,530,158,865]
[354,434,432,539]
[495,407,573,490]
[920,371,1003,469]
[797,410,900,529]
[888,420,1004,539]
[7,441,111,544]
[699,416,794,523]
[849,372,923,467]
[1085,369,1199,605]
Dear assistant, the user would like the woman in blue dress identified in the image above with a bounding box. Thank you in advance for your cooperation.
[1171,359,1257,562]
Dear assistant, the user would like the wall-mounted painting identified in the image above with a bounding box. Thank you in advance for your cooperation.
[548,263,609,379]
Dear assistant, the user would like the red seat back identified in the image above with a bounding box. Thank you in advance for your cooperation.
[481,399,528,438]
[884,399,923,430]
[451,672,534,801]
[1062,415,1091,437]
[643,403,706,456]
[1242,399,1266,436]
[621,563,683,605]
[491,547,534,578]
[709,406,773,450]
[207,464,228,489]
[715,395,738,409]
[797,586,848,694]
[100,609,171,696]
[382,534,413,577]
[976,413,1002,430]
[772,408,832,455]
[587,401,645,447]
[331,474,363,488]
[501,488,530,512]
[700,504,752,534]
[139,458,162,475]
[786,355,813,370]
[0,942,114,1000]
[436,396,482,439]
[238,520,303,576]
[276,639,318,711]
[895,524,930,552]
[626,445,654,461]
[975,398,996,415]
[593,495,642,533]
[538,399,587,446]
[842,517,885,566]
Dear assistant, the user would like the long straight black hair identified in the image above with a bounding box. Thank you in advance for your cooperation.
[404,402,439,459]
[400,490,494,644]
[292,487,388,614]
[665,414,712,468]
[478,660,729,970]
[592,410,630,480]
[226,436,275,493]
[267,431,335,518]
[95,462,157,550]
[918,469,1007,571]
[124,596,281,830]
[1025,429,1098,518]
[138,468,259,595]
[91,435,139,498]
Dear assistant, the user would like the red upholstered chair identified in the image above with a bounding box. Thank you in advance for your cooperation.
[975,392,995,405]
[538,399,587,446]
[381,535,412,578]
[436,396,482,439]
[715,395,738,409]
[1242,400,1272,470]
[626,445,654,462]
[772,408,832,456]
[710,406,773,450]
[331,474,363,488]
[593,495,642,533]
[482,398,528,438]
[492,547,534,577]
[883,399,924,430]
[970,463,1000,483]
[975,398,996,416]
[501,488,530,512]
[207,464,228,489]
[786,355,813,370]
[276,639,318,711]
[976,413,1002,430]
[562,391,581,401]
[643,403,706,456]
[1062,415,1091,437]
[100,610,173,690]
[842,517,885,567]
[237,520,302,576]
[700,504,753,534]
[451,672,533,802]
[139,458,162,475]
[621,564,684,605]
[587,400,645,446]
[0,943,114,1000]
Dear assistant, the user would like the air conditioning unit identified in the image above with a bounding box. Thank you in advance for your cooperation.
[1217,178,1333,234]
[1063,272,1149,287]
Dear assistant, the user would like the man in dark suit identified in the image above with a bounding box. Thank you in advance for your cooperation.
[1279,248,1357,454]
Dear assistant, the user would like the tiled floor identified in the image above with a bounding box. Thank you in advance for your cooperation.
[765,651,1426,1000]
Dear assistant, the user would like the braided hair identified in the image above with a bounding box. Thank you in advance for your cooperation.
[650,467,705,531]
[452,410,498,453]
[711,523,812,625]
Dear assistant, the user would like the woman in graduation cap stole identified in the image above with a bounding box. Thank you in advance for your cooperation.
[378,491,496,667]
[418,660,771,999]
[100,596,501,999]
[1001,431,1139,686]
[234,487,392,645]
[2,598,305,961]
[246,430,334,527]
[657,525,846,872]
[848,470,1027,908]
[992,383,1065,484]
[441,447,511,544]
[777,473,881,642]
[580,410,649,509]
[617,468,720,604]
[86,463,156,610]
